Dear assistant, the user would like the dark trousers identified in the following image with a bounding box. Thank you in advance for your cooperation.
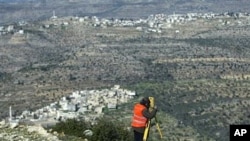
[134,130,144,141]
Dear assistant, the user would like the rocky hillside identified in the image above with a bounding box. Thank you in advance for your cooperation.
[0,120,60,141]
[1,13,250,140]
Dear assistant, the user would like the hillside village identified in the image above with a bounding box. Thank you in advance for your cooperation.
[7,85,135,128]
[1,12,250,36]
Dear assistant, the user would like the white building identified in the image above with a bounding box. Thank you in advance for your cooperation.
[94,106,104,114]
[18,30,24,34]
[7,25,14,32]
[107,103,117,109]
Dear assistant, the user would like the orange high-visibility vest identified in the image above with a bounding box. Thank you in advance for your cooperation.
[131,103,147,127]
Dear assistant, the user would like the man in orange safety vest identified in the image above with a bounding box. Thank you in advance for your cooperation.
[131,97,157,141]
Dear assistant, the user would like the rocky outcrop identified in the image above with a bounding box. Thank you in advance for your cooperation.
[0,120,60,141]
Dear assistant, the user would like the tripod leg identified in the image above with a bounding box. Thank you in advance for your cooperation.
[155,117,163,139]
[143,120,151,141]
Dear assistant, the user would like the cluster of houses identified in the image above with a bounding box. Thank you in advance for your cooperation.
[0,25,14,35]
[1,12,250,36]
[0,21,27,36]
[40,11,250,34]
[8,85,136,127]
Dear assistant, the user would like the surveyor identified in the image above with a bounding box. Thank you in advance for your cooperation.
[131,97,157,141]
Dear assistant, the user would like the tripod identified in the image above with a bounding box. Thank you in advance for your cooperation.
[143,97,163,141]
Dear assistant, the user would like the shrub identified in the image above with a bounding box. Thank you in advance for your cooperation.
[90,118,133,141]
[52,118,90,138]
[50,117,133,141]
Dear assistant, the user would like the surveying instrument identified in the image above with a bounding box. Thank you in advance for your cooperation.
[143,97,163,141]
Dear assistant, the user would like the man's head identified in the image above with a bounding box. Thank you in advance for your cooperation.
[140,97,150,108]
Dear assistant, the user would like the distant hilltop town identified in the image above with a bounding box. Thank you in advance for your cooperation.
[1,12,250,36]
[7,85,136,128]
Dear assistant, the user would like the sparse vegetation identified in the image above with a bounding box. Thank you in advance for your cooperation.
[50,118,133,141]
[127,79,250,141]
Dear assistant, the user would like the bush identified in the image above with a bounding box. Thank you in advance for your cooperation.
[90,118,133,141]
[51,118,90,138]
[50,117,133,141]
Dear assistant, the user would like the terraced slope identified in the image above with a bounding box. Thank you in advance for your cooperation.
[0,15,250,140]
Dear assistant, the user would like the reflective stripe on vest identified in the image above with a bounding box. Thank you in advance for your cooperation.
[131,103,147,127]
